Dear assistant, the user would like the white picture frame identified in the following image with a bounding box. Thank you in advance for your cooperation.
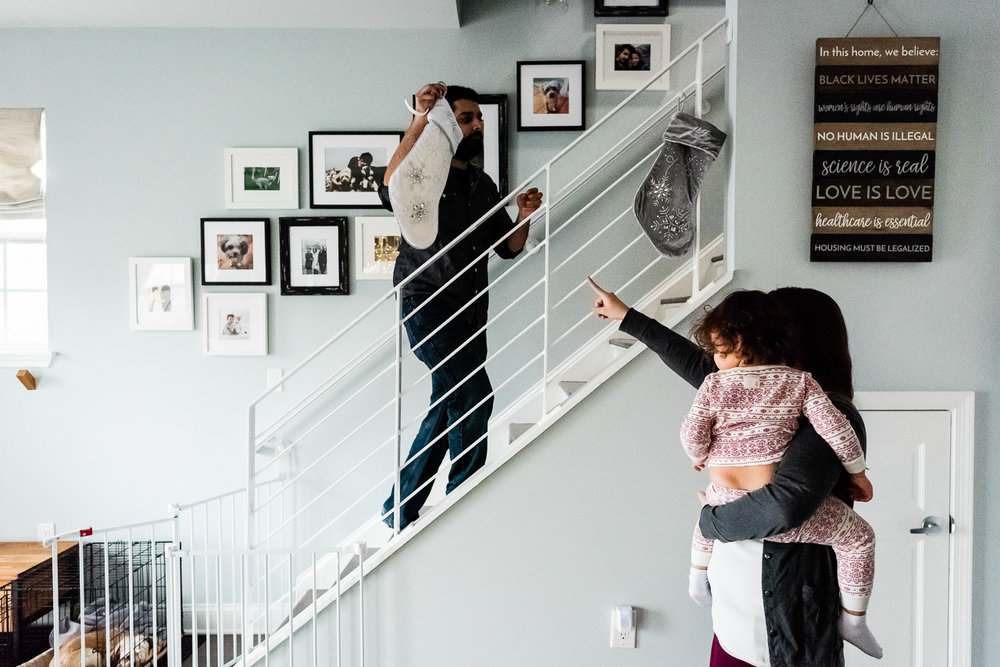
[224,147,299,209]
[354,216,401,281]
[203,292,268,356]
[128,257,194,331]
[595,23,672,91]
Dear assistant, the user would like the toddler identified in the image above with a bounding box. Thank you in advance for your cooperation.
[682,290,882,659]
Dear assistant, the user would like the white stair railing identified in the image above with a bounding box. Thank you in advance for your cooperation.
[43,16,735,667]
[246,16,732,559]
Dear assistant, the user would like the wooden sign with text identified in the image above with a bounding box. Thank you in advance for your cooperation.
[811,37,939,261]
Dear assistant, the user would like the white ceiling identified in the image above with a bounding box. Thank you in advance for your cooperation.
[0,0,462,29]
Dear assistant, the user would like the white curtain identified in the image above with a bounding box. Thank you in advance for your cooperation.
[0,108,44,220]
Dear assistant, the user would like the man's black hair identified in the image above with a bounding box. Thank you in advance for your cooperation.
[445,85,479,107]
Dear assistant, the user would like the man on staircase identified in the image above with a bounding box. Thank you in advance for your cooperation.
[379,82,543,531]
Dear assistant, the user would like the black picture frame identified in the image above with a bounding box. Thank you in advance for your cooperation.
[279,217,349,295]
[516,60,586,132]
[308,131,403,208]
[201,217,271,286]
[475,94,509,195]
[408,92,509,194]
[595,0,668,17]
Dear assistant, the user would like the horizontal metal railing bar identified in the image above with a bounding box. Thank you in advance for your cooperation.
[396,206,539,345]
[533,17,729,179]
[548,213,636,314]
[46,518,174,545]
[300,346,548,548]
[246,15,728,420]
[256,357,398,477]
[259,219,548,470]
[553,63,727,207]
[255,328,395,448]
[399,225,544,372]
[250,291,396,408]
[393,313,546,469]
[255,397,395,515]
[401,268,545,403]
[548,237,652,351]
[543,148,654,251]
[256,284,549,518]
[259,428,393,545]
[265,315,547,544]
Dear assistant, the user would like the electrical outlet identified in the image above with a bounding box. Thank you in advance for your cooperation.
[610,608,637,648]
[37,523,55,542]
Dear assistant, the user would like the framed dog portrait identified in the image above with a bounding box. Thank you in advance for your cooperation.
[308,131,403,208]
[201,217,271,286]
[595,24,672,91]
[516,61,586,132]
[128,257,194,331]
[354,216,400,281]
[278,217,349,295]
[594,0,668,17]
[203,292,267,356]
[224,148,298,209]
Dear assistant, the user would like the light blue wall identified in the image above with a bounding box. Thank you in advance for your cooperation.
[360,1,1000,665]
[0,0,725,536]
[2,0,997,664]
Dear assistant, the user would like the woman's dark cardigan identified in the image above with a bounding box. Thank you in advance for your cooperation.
[621,308,865,667]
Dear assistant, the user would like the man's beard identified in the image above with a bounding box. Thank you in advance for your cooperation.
[454,132,484,163]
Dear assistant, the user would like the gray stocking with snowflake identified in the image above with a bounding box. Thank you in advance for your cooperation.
[633,113,727,257]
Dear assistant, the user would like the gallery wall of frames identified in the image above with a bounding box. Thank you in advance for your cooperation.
[129,0,671,356]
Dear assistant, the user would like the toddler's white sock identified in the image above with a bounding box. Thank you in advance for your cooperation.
[838,610,883,659]
[688,568,712,607]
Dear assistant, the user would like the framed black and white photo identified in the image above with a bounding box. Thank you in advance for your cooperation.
[203,293,267,355]
[517,61,586,132]
[353,216,400,281]
[128,257,194,330]
[475,94,509,194]
[279,217,349,295]
[224,148,298,209]
[201,218,271,285]
[596,24,672,91]
[308,131,402,208]
[594,0,668,17]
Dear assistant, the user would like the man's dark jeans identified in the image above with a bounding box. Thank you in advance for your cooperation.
[382,295,492,530]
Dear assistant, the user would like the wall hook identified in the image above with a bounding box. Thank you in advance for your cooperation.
[846,0,899,37]
[16,369,37,390]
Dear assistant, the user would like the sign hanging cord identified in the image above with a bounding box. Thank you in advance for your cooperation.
[846,0,899,38]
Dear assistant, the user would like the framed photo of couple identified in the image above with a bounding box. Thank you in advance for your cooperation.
[595,24,672,91]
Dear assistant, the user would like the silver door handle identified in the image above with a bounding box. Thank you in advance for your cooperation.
[910,516,943,535]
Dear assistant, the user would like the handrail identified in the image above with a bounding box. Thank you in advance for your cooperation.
[245,18,728,415]
[244,7,731,580]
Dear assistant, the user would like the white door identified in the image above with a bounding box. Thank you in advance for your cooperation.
[845,408,951,666]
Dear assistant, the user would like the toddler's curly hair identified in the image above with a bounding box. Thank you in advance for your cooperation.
[692,290,790,366]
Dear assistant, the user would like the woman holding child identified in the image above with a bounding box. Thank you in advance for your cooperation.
[590,280,880,667]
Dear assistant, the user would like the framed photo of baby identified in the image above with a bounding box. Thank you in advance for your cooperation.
[203,292,267,356]
[516,60,586,132]
[201,217,272,286]
[308,131,403,208]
